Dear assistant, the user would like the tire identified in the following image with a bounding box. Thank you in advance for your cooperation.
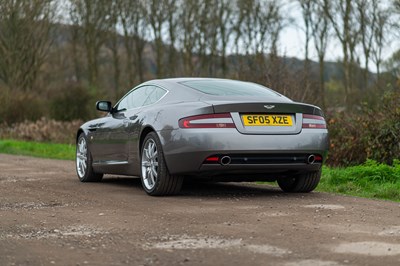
[140,132,183,196]
[76,133,103,182]
[277,170,321,193]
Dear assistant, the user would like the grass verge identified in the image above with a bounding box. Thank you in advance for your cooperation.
[1,140,399,202]
[317,160,400,202]
[0,139,75,160]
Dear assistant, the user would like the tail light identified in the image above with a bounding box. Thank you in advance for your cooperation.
[179,113,235,128]
[302,114,327,129]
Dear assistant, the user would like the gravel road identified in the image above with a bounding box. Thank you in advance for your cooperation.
[0,154,399,266]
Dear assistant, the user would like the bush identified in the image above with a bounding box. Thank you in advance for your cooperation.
[0,117,82,144]
[327,90,400,166]
[0,88,45,124]
[50,84,93,121]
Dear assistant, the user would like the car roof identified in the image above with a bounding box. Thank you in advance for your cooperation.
[139,78,290,103]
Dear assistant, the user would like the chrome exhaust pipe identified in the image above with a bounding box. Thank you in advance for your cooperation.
[307,154,315,164]
[220,156,231,166]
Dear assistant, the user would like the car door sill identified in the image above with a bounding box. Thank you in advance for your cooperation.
[93,160,129,166]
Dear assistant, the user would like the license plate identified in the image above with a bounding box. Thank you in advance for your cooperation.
[242,114,293,126]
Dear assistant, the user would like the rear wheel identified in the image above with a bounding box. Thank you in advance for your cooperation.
[277,170,321,193]
[141,132,183,196]
[76,133,103,182]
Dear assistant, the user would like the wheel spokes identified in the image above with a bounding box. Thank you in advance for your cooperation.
[76,138,88,178]
[141,138,159,190]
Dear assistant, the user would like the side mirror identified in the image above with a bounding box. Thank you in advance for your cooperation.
[96,101,112,112]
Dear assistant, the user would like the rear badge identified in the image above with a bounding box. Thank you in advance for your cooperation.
[264,105,275,109]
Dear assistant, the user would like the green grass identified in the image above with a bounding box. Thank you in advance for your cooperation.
[1,140,399,202]
[318,160,400,202]
[0,139,75,160]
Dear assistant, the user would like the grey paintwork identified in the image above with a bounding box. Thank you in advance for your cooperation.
[77,78,329,180]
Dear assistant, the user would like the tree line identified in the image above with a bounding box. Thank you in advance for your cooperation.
[0,0,400,119]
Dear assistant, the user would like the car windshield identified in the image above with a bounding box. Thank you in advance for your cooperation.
[180,80,280,97]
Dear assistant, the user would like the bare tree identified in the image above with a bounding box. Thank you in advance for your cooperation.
[165,0,179,76]
[70,0,112,89]
[0,0,55,91]
[234,0,284,80]
[69,21,83,83]
[118,0,148,84]
[197,0,218,75]
[298,0,314,103]
[310,0,330,108]
[385,50,400,82]
[236,0,261,55]
[356,0,379,89]
[148,0,168,78]
[324,0,360,103]
[180,0,201,75]
[371,4,390,85]
[298,0,312,66]
[216,0,234,76]
[104,0,120,99]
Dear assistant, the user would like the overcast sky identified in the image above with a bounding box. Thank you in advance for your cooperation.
[280,0,398,72]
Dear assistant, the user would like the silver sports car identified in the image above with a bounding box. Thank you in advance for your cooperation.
[76,78,329,196]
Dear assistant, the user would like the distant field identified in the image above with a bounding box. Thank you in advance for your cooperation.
[1,140,399,202]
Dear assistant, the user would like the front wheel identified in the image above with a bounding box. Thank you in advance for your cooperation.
[141,132,183,196]
[277,170,321,193]
[76,133,103,182]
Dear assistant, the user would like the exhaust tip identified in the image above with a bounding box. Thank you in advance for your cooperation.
[307,154,315,164]
[220,156,231,166]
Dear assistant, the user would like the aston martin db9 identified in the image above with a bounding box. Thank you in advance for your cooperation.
[76,78,329,196]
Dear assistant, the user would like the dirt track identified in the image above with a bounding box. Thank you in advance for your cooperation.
[0,154,399,266]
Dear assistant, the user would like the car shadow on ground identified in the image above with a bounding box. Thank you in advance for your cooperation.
[100,175,323,199]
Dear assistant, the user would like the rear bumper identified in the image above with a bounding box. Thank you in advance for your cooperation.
[158,128,329,176]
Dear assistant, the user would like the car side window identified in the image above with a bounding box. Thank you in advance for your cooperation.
[117,86,155,111]
[143,86,167,106]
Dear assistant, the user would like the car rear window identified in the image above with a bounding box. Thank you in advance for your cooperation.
[180,80,280,97]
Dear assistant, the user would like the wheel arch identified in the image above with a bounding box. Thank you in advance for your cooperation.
[139,126,156,154]
[76,128,84,143]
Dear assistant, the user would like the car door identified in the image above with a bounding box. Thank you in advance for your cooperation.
[125,85,169,170]
[100,86,158,171]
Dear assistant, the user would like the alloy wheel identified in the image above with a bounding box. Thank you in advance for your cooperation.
[141,138,159,190]
[76,137,88,178]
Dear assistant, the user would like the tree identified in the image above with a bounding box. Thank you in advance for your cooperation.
[356,0,378,89]
[234,0,284,81]
[69,0,111,89]
[216,0,234,76]
[118,0,148,83]
[197,0,218,75]
[0,0,55,91]
[298,0,314,103]
[310,0,330,108]
[385,49,400,86]
[180,0,201,75]
[371,3,390,86]
[148,0,168,78]
[165,0,179,76]
[324,0,360,104]
[298,0,312,66]
[104,0,121,99]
